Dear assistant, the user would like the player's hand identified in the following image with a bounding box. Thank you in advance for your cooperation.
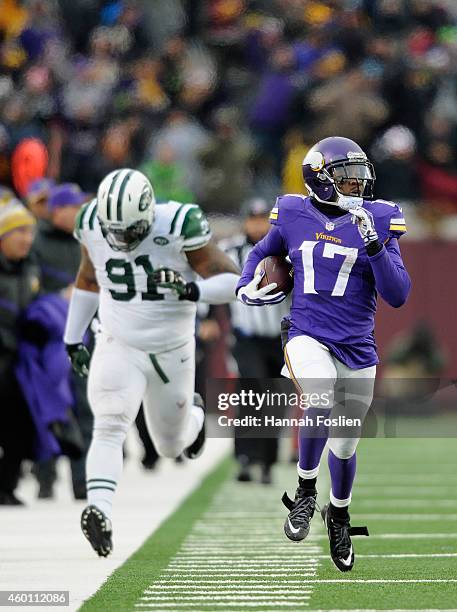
[66,343,91,378]
[237,272,286,306]
[349,207,379,246]
[337,195,364,212]
[153,267,200,301]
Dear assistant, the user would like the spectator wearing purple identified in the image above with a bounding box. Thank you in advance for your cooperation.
[31,182,93,500]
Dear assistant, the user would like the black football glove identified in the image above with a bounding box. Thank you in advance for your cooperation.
[152,267,200,301]
[66,343,91,378]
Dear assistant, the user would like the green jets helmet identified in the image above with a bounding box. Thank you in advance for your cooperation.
[97,168,156,252]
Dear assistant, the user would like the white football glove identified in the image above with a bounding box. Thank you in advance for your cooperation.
[336,195,364,212]
[237,272,286,306]
[350,207,379,246]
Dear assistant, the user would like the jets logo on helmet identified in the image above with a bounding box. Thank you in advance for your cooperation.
[97,169,156,252]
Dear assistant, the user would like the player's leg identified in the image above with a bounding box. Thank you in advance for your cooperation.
[142,339,204,460]
[282,334,337,541]
[82,332,147,556]
[321,362,375,571]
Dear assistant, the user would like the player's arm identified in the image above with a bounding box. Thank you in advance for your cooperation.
[155,205,240,304]
[236,224,287,294]
[367,238,411,308]
[350,206,411,308]
[63,245,100,376]
[183,241,241,304]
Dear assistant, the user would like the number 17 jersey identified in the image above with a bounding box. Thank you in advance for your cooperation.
[238,194,408,368]
[74,199,211,353]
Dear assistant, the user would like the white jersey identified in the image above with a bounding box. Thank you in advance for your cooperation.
[75,199,211,353]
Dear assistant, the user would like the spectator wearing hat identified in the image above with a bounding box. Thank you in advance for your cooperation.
[25,178,55,222]
[31,183,92,500]
[32,183,89,294]
[0,199,39,505]
[220,198,290,484]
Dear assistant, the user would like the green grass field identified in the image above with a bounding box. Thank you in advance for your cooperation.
[81,437,457,612]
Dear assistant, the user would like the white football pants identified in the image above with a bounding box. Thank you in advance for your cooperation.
[283,334,376,460]
[85,330,203,517]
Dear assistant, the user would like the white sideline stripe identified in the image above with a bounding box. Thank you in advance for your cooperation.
[357,474,457,482]
[140,595,311,601]
[350,514,457,520]
[192,532,455,540]
[135,603,309,608]
[153,579,314,585]
[168,561,318,566]
[355,499,457,507]
[162,570,317,576]
[144,589,313,595]
[290,579,457,583]
[356,486,457,493]
[303,609,457,612]
[169,552,457,561]
[196,513,457,520]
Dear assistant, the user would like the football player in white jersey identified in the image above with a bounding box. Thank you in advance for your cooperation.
[63,169,240,557]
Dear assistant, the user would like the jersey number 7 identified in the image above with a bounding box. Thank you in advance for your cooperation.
[300,240,358,297]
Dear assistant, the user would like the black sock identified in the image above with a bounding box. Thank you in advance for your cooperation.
[329,502,349,519]
[298,476,317,493]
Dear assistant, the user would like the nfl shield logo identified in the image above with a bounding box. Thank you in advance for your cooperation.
[325,222,335,231]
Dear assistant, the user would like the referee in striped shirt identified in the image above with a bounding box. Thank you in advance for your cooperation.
[221,198,290,484]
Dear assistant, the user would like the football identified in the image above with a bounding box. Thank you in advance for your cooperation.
[255,256,293,295]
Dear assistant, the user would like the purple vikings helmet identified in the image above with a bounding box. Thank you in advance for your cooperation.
[302,137,375,204]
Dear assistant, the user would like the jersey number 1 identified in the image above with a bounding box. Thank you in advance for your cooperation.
[299,240,358,296]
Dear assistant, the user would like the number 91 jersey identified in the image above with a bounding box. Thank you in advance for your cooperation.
[270,194,407,367]
[74,199,211,353]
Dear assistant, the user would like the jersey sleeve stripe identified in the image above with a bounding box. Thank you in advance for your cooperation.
[389,224,407,232]
[390,218,405,224]
[269,212,278,220]
[182,233,212,249]
[169,203,185,234]
[172,203,197,236]
[182,237,211,251]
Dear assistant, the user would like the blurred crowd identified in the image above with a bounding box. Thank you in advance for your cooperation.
[1,0,456,501]
[1,0,457,217]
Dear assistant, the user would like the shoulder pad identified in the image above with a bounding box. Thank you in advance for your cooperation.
[169,203,211,251]
[269,194,306,226]
[365,199,407,240]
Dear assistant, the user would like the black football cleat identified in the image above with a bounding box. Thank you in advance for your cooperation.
[81,505,113,557]
[282,488,317,542]
[321,503,369,572]
[184,393,206,459]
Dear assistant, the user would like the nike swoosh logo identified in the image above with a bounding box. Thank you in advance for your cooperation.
[287,518,301,535]
[181,356,190,363]
[340,545,353,566]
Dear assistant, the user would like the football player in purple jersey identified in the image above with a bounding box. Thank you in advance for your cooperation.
[236,136,411,572]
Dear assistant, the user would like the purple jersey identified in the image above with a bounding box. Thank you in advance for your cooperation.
[237,195,411,369]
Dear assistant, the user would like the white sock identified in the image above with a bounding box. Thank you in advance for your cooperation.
[86,429,125,519]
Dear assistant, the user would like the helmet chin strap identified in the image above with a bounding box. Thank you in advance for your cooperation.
[306,182,364,212]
